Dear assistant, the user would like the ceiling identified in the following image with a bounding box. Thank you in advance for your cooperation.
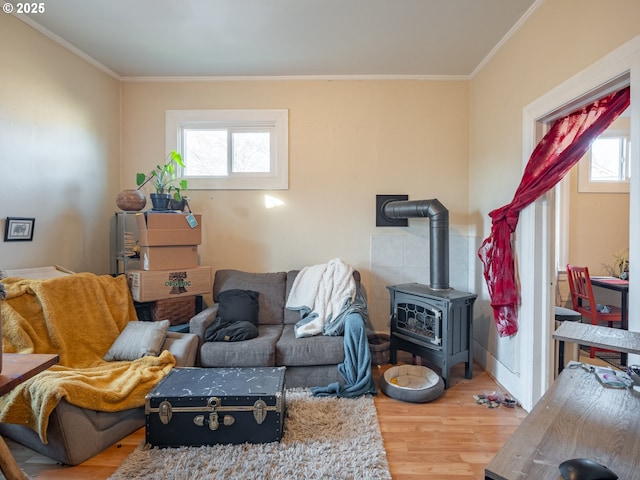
[17,0,540,79]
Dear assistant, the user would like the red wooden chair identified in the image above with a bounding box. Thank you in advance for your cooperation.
[566,264,624,358]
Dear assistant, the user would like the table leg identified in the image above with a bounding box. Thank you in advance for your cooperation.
[558,340,565,374]
[0,435,27,480]
[621,291,628,366]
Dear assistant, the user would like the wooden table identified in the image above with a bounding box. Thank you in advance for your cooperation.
[485,365,640,479]
[554,321,640,372]
[590,276,630,364]
[590,276,629,328]
[0,353,59,480]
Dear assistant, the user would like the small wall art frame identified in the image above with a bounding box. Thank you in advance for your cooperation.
[4,217,35,242]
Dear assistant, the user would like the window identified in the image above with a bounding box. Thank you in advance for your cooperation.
[166,109,288,190]
[578,132,630,193]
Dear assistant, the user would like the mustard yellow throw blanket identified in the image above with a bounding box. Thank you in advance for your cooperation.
[0,273,176,443]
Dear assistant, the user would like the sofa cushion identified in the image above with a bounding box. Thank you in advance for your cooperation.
[103,320,170,361]
[276,325,345,366]
[213,270,286,325]
[216,288,260,325]
[198,324,283,367]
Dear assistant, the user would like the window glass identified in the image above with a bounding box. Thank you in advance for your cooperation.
[590,137,626,182]
[232,132,270,173]
[166,109,288,190]
[578,132,630,193]
[184,129,227,176]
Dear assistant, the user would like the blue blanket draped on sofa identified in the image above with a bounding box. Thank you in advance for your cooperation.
[311,312,376,398]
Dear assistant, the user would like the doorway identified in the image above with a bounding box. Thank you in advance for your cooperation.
[515,37,639,411]
[556,111,630,298]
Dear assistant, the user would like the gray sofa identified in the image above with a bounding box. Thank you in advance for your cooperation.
[190,269,365,388]
[1,267,364,465]
[0,330,199,466]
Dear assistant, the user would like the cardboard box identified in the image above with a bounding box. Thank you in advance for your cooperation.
[127,266,212,302]
[141,245,198,271]
[136,212,202,246]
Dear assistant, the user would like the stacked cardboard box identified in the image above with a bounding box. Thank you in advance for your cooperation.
[127,213,212,308]
[137,212,201,270]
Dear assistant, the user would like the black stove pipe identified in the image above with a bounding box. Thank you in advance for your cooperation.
[381,198,450,290]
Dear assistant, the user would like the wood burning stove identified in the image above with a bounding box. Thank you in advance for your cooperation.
[388,283,475,388]
[376,196,476,388]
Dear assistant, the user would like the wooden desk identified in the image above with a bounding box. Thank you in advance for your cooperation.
[0,353,59,480]
[554,321,640,373]
[485,366,640,479]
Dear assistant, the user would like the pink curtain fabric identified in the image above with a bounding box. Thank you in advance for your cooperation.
[478,87,630,337]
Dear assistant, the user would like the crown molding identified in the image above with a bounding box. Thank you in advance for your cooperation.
[120,74,470,82]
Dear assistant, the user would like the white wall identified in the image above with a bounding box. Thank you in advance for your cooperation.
[0,15,121,274]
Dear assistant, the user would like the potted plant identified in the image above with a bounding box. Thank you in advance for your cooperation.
[137,151,188,211]
[613,249,629,279]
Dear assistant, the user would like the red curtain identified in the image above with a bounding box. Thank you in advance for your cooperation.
[478,87,631,337]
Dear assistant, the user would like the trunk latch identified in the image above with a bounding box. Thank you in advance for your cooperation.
[158,401,173,425]
[253,399,267,424]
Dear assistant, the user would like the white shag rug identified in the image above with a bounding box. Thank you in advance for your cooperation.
[109,389,391,480]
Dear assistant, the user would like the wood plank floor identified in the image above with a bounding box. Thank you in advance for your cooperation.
[2,357,532,479]
[374,361,526,480]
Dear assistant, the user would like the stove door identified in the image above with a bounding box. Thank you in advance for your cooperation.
[391,293,443,347]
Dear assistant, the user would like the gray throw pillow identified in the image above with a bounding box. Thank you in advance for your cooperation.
[103,320,170,361]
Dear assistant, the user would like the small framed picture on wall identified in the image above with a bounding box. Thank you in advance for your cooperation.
[4,217,35,242]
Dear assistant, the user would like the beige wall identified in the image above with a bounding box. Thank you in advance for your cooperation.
[568,178,629,278]
[0,13,472,334]
[568,117,630,276]
[470,0,640,371]
[4,0,639,362]
[121,80,471,329]
[0,15,121,274]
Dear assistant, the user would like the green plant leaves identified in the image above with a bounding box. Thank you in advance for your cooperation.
[136,151,188,197]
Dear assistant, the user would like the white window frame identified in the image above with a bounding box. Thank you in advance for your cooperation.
[166,109,289,190]
[578,130,630,193]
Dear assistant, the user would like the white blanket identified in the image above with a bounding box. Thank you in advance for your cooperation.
[287,258,356,337]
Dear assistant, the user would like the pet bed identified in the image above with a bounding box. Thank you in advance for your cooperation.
[379,364,444,403]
